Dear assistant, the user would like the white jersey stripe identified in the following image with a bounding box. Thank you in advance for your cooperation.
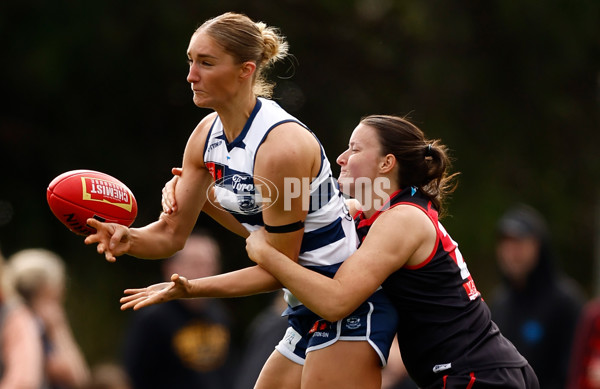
[203,98,358,273]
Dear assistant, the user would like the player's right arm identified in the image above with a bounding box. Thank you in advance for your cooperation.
[85,113,216,261]
[162,169,249,238]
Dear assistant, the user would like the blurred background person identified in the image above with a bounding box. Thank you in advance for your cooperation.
[83,362,131,389]
[567,297,600,389]
[233,290,287,389]
[6,248,91,389]
[489,203,585,389]
[0,248,44,389]
[121,231,238,389]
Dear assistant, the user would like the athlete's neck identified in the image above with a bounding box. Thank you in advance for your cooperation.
[216,94,258,143]
[360,186,399,219]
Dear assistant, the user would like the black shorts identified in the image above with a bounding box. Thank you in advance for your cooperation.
[425,364,539,389]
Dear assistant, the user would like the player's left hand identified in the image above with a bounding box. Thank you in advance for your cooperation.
[161,167,183,214]
[120,273,191,311]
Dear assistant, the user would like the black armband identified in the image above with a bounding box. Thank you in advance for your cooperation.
[264,220,305,234]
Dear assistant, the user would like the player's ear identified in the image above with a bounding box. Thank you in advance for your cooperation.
[239,61,257,80]
[379,154,396,174]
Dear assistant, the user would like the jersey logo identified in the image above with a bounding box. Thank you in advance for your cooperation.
[206,140,223,153]
[205,162,225,182]
[438,221,481,301]
[345,316,362,330]
[309,321,329,334]
[432,363,452,373]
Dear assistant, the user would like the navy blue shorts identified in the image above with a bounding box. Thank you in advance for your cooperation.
[275,288,398,366]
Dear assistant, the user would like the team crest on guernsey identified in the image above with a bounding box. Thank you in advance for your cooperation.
[205,162,277,215]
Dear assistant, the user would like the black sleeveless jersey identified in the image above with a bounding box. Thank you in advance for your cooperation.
[355,187,527,387]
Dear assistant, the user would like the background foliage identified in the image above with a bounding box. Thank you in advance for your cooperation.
[1,0,598,365]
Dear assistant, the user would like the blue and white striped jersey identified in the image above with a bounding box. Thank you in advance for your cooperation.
[203,98,357,306]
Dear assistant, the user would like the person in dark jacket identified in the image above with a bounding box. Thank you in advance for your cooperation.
[490,203,585,389]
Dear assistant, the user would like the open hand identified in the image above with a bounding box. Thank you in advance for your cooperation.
[120,273,191,311]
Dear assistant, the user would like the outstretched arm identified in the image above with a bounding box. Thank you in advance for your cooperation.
[84,116,215,261]
[121,264,282,310]
[121,121,319,309]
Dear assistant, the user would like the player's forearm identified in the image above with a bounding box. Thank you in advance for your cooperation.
[127,217,188,259]
[258,250,351,321]
[202,202,249,238]
[187,265,282,298]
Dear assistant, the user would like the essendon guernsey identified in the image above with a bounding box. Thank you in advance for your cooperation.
[354,187,527,387]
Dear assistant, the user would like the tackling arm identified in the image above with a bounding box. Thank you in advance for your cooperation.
[247,206,433,321]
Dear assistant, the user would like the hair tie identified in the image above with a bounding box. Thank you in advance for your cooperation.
[425,143,433,157]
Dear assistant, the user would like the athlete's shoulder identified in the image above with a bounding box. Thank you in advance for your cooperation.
[373,204,436,249]
[258,122,320,166]
[195,111,218,134]
[378,203,430,228]
[188,112,217,144]
[183,112,218,167]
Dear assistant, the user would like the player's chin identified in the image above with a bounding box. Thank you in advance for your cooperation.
[336,176,354,197]
[192,94,211,108]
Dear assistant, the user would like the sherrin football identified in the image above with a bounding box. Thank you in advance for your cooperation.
[47,169,137,236]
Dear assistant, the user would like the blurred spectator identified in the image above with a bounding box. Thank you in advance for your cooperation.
[489,203,585,389]
[233,290,287,389]
[7,248,91,389]
[84,362,131,389]
[122,231,238,389]
[0,248,44,389]
[567,298,600,389]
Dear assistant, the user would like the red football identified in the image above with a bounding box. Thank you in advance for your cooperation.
[47,169,137,236]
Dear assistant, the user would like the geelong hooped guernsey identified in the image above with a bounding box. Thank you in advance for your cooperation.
[203,98,358,307]
[355,187,527,387]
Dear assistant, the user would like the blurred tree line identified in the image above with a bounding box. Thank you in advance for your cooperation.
[0,0,598,365]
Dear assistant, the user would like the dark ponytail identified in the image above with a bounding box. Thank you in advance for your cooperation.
[360,115,459,217]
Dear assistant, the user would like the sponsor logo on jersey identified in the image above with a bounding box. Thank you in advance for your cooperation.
[432,363,452,373]
[309,320,329,334]
[206,172,277,215]
[463,275,481,301]
[206,140,223,153]
[205,162,225,182]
